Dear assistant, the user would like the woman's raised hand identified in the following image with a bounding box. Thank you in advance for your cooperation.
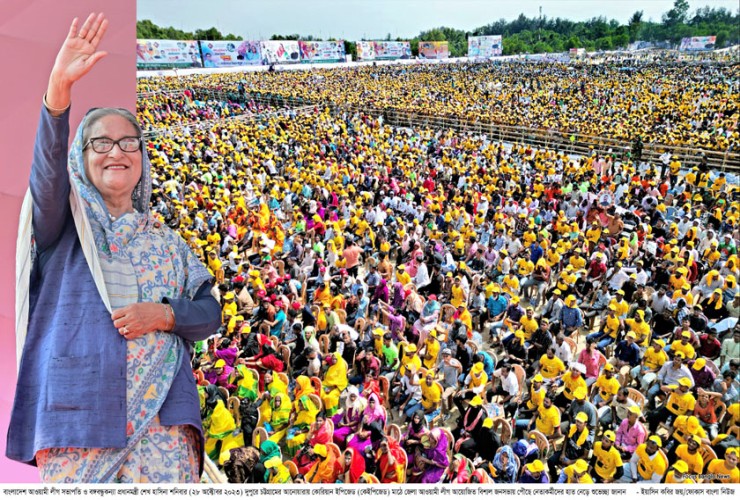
[46,13,108,111]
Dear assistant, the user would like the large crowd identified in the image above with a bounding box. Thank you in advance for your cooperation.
[138,61,740,152]
[137,58,740,485]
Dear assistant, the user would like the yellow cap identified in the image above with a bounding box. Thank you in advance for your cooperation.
[482,417,493,428]
[648,435,663,447]
[673,461,689,474]
[678,377,693,387]
[573,386,588,399]
[575,412,588,423]
[603,430,616,441]
[693,358,706,370]
[573,459,589,474]
[528,460,545,473]
[214,359,226,368]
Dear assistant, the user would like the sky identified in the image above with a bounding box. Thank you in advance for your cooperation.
[138,0,739,40]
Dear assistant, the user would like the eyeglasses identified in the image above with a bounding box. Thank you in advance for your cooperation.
[84,136,142,153]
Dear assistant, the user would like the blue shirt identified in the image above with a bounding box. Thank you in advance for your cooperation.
[560,306,584,328]
[487,295,508,317]
[614,340,641,367]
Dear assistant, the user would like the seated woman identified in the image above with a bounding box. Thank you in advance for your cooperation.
[294,412,331,475]
[257,370,288,425]
[205,398,245,465]
[401,409,429,456]
[454,395,487,460]
[263,391,292,443]
[491,445,519,483]
[341,448,366,484]
[410,428,449,484]
[285,395,321,457]
[333,386,367,446]
[259,441,282,482]
[347,394,387,460]
[442,453,473,484]
[321,353,349,417]
[264,456,293,484]
[376,437,407,483]
[306,443,340,484]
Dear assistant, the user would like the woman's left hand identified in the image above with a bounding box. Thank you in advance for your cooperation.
[112,302,169,340]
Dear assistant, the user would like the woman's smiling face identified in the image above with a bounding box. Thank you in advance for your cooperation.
[83,114,142,205]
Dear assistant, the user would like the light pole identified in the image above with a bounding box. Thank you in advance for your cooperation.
[538,5,543,43]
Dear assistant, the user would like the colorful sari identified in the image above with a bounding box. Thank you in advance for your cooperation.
[285,396,320,456]
[259,372,288,425]
[419,428,449,484]
[33,110,211,483]
[347,394,387,456]
[236,365,259,401]
[332,386,367,446]
[266,392,292,443]
[343,448,366,484]
[376,438,407,483]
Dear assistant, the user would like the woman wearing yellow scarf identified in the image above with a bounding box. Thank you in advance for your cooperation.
[321,353,349,416]
[259,370,288,426]
[294,375,314,404]
[205,399,245,465]
[264,456,293,484]
[265,391,292,444]
[235,364,259,401]
[285,395,321,457]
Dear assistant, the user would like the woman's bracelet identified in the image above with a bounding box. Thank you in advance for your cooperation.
[43,94,70,114]
[163,303,176,331]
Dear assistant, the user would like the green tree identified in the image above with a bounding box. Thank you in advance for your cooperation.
[663,0,690,27]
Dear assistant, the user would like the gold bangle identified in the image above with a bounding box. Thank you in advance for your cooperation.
[43,94,70,113]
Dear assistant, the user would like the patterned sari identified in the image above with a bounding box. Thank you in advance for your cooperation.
[34,111,211,482]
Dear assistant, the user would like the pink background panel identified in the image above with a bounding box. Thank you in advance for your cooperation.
[0,0,136,482]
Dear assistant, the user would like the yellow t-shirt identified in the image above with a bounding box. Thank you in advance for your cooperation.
[675,444,704,475]
[420,379,441,410]
[666,391,696,417]
[635,444,668,480]
[562,371,588,401]
[625,319,651,346]
[595,375,620,402]
[602,315,620,339]
[609,298,629,317]
[520,316,539,337]
[526,385,547,411]
[592,441,623,480]
[706,459,740,484]
[535,404,561,436]
[539,355,566,379]
[643,347,668,371]
[670,340,696,360]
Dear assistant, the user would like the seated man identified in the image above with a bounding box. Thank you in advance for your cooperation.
[589,431,624,483]
[621,435,667,483]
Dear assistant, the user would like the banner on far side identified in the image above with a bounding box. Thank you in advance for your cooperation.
[199,40,261,67]
[356,41,412,61]
[136,39,202,68]
[299,40,346,63]
[260,40,301,64]
[468,35,502,58]
[419,41,450,59]
[679,36,717,51]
